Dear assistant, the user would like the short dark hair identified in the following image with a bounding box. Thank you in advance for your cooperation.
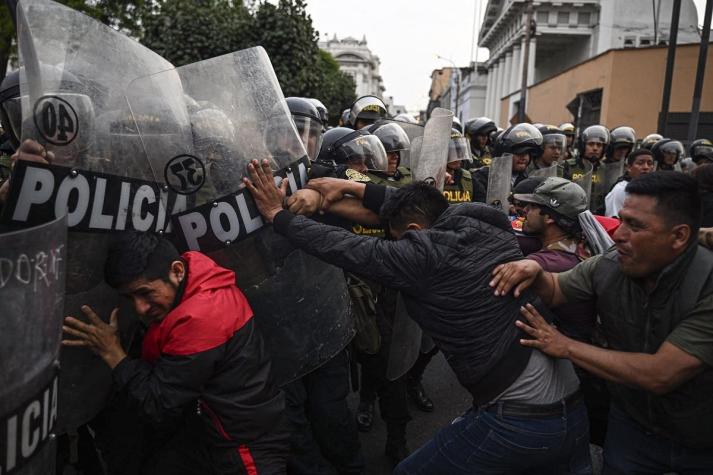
[626,148,654,166]
[692,163,713,193]
[538,205,582,238]
[625,171,701,237]
[380,182,449,231]
[104,231,181,288]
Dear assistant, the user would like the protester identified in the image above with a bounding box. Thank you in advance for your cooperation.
[604,149,655,217]
[491,171,713,474]
[62,232,289,474]
[245,159,591,474]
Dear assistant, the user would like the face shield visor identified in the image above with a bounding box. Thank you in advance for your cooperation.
[448,135,472,165]
[292,114,323,161]
[693,145,713,163]
[658,140,684,165]
[541,133,566,162]
[337,134,388,172]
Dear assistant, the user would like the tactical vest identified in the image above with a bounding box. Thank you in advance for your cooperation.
[443,169,473,204]
[593,245,713,448]
[349,167,412,237]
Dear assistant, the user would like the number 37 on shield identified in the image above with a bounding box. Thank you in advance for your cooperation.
[33,95,79,146]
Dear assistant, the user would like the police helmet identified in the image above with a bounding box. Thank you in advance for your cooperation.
[316,127,387,171]
[339,108,351,127]
[640,133,663,150]
[651,138,684,168]
[307,98,328,126]
[559,122,576,137]
[452,116,463,133]
[607,126,636,158]
[348,95,387,128]
[494,123,543,157]
[370,122,410,168]
[537,124,566,159]
[464,116,497,139]
[448,128,472,165]
[286,97,323,161]
[577,125,610,156]
[689,138,713,164]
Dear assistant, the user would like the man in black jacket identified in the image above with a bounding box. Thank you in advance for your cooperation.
[62,232,289,474]
[245,159,591,474]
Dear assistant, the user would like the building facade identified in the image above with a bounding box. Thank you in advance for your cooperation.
[477,0,700,127]
[319,34,386,99]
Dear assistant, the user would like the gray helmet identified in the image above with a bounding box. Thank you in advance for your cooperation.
[640,133,663,150]
[307,98,328,125]
[452,116,463,133]
[577,125,610,156]
[607,126,636,157]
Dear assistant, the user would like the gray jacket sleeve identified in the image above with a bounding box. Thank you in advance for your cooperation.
[273,210,433,292]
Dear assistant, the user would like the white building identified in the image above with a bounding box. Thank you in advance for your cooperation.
[319,34,386,99]
[476,0,700,127]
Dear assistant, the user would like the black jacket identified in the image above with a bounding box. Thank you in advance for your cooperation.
[112,252,285,447]
[273,189,539,403]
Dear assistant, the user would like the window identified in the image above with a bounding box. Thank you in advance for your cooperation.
[537,11,548,24]
[624,37,636,47]
[558,11,570,24]
[639,37,652,46]
[578,12,590,25]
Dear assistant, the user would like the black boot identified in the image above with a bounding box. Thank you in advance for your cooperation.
[384,423,410,468]
[355,399,374,432]
[407,379,434,413]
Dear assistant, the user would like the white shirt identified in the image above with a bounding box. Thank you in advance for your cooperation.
[605,180,628,217]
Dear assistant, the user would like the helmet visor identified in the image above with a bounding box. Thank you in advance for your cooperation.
[448,136,472,164]
[293,115,323,161]
[1,96,22,142]
[693,145,713,160]
[340,134,388,172]
[659,140,684,163]
[541,133,566,161]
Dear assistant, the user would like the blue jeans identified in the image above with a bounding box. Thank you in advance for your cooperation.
[394,399,592,474]
[603,405,713,475]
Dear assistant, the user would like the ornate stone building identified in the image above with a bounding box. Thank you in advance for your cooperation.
[319,34,386,99]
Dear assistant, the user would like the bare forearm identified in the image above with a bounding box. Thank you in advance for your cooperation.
[329,198,380,225]
[533,271,567,307]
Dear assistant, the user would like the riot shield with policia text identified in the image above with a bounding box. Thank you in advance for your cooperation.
[0,216,66,475]
[571,160,594,208]
[125,47,354,385]
[2,0,182,433]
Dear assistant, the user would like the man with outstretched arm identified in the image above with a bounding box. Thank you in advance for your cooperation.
[491,171,713,474]
[245,159,592,475]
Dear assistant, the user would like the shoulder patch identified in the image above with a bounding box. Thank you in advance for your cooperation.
[345,168,371,182]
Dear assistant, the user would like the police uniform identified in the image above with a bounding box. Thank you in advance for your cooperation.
[443,168,474,204]
[565,157,606,214]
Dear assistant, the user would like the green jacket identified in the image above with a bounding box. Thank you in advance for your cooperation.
[559,244,713,448]
[443,169,473,204]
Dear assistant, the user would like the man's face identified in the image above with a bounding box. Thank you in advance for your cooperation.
[584,140,604,161]
[347,157,368,173]
[613,195,680,279]
[522,203,546,235]
[512,152,530,172]
[355,118,375,130]
[476,134,488,149]
[566,135,574,148]
[627,154,654,179]
[662,151,678,166]
[541,143,561,165]
[118,263,183,322]
[387,152,400,175]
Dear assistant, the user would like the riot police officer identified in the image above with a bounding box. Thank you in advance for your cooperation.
[559,122,576,160]
[640,133,663,150]
[367,122,412,186]
[566,124,610,213]
[308,97,329,132]
[464,116,497,167]
[473,123,542,203]
[443,128,475,203]
[339,108,351,127]
[606,126,636,163]
[690,138,713,166]
[348,95,388,130]
[652,138,685,171]
[528,124,567,176]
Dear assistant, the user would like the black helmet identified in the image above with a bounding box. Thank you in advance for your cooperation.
[371,122,410,168]
[448,128,472,165]
[577,125,610,156]
[464,116,497,139]
[286,97,323,161]
[640,133,663,150]
[494,123,543,157]
[452,116,463,133]
[339,108,350,127]
[689,138,713,164]
[307,98,328,126]
[348,95,387,128]
[537,124,566,160]
[316,127,387,171]
[607,126,636,158]
[652,138,684,168]
[0,71,21,149]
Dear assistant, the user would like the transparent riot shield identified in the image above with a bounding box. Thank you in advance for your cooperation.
[486,154,513,214]
[374,119,424,169]
[11,0,181,433]
[125,47,354,385]
[529,163,558,178]
[572,160,594,208]
[411,108,453,191]
[602,160,625,194]
[0,216,66,475]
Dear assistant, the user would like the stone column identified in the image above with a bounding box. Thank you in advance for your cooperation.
[484,65,494,118]
[510,43,522,95]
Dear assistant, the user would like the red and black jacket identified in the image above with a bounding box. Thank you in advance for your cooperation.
[112,251,285,446]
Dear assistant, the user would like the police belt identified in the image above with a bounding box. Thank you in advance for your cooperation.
[480,390,583,418]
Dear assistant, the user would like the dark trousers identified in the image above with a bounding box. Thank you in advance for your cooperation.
[603,405,713,475]
[407,346,439,383]
[142,416,290,475]
[284,349,364,475]
[577,368,610,446]
[394,399,592,475]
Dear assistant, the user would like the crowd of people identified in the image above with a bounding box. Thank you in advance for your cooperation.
[1,6,713,474]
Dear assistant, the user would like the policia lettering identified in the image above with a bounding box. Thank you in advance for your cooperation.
[1,376,58,475]
[442,169,473,204]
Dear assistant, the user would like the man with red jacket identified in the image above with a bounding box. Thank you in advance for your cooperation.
[62,232,288,474]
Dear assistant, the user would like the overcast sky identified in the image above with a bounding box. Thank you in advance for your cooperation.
[305,0,709,114]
